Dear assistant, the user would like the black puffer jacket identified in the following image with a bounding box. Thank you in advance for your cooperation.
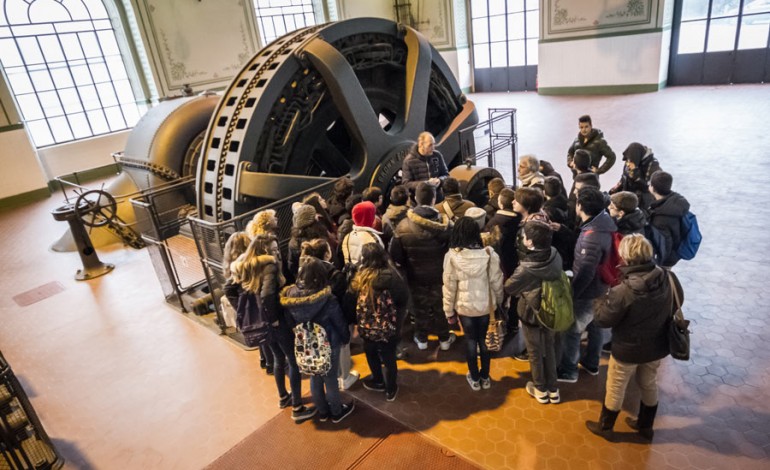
[648,192,690,267]
[572,211,617,300]
[401,144,449,199]
[389,206,451,286]
[594,263,683,364]
[567,128,617,174]
[615,208,646,236]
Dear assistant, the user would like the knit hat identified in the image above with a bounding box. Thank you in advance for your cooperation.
[573,149,591,171]
[292,203,317,229]
[465,206,487,230]
[352,201,376,228]
[622,142,646,165]
[610,191,638,214]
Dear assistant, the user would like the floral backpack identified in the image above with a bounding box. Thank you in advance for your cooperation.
[355,288,398,342]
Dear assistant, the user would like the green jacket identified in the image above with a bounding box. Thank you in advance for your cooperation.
[567,128,616,174]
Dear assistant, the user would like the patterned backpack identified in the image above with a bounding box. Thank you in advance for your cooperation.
[356,288,398,342]
[293,319,332,375]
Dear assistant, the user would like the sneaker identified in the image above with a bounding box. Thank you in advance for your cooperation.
[439,332,457,351]
[278,394,292,409]
[466,373,481,391]
[480,377,492,390]
[265,365,274,376]
[602,341,612,354]
[396,346,409,360]
[332,402,356,424]
[557,372,578,384]
[318,411,329,422]
[526,381,549,404]
[291,405,317,423]
[339,370,360,390]
[386,386,399,402]
[579,362,600,376]
[413,336,428,350]
[514,349,529,362]
[362,377,386,392]
[548,389,561,404]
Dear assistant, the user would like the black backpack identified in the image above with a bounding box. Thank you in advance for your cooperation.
[236,292,272,347]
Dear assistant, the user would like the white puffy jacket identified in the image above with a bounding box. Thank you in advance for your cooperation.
[443,247,504,318]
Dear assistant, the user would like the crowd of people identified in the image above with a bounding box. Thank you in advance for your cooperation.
[221,119,691,442]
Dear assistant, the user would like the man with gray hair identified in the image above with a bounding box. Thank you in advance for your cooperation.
[402,131,450,202]
[518,154,545,189]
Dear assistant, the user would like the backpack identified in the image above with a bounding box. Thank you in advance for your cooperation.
[236,292,272,347]
[356,288,398,342]
[644,223,670,265]
[676,211,702,260]
[293,318,332,375]
[596,231,623,287]
[538,271,574,332]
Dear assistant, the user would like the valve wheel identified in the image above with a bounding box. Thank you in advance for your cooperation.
[74,189,118,228]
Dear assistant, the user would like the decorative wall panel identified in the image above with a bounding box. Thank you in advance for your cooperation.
[544,0,659,39]
[136,0,260,94]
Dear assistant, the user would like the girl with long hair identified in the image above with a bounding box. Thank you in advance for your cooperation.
[443,217,504,391]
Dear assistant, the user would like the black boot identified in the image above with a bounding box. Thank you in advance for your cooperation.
[586,405,620,442]
[626,402,658,441]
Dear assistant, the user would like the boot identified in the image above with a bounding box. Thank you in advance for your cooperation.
[626,402,658,441]
[586,404,620,442]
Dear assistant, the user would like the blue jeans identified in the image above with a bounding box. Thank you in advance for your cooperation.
[558,298,604,377]
[310,345,342,416]
[460,315,491,381]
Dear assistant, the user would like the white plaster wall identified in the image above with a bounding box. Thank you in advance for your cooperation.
[439,47,472,90]
[539,32,665,88]
[337,0,393,20]
[37,131,130,180]
[659,28,672,84]
[0,128,49,198]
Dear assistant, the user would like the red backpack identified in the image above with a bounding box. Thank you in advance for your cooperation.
[595,231,623,287]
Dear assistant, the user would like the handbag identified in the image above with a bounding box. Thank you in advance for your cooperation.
[666,271,690,361]
[484,249,505,352]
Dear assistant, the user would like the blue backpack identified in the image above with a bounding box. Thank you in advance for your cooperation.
[676,211,702,260]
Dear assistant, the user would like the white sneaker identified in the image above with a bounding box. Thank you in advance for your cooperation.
[339,370,360,390]
[480,377,492,390]
[526,381,549,404]
[548,389,561,404]
[466,373,481,391]
[413,336,428,350]
[439,332,457,351]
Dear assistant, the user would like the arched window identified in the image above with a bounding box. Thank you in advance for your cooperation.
[253,0,319,46]
[0,0,146,147]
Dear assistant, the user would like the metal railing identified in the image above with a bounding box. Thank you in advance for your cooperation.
[459,108,518,185]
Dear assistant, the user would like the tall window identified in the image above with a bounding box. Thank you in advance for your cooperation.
[678,0,770,54]
[471,0,539,69]
[253,0,317,46]
[0,0,145,147]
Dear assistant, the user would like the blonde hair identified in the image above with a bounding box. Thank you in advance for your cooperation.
[222,231,251,278]
[247,209,278,238]
[618,233,653,266]
[234,235,285,292]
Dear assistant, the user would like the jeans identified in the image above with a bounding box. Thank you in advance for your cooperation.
[558,298,604,377]
[270,328,302,408]
[522,323,557,392]
[459,315,491,381]
[363,337,399,393]
[310,345,342,416]
[604,356,661,411]
[413,285,450,342]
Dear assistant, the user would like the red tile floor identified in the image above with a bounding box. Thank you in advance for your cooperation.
[1,84,769,469]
